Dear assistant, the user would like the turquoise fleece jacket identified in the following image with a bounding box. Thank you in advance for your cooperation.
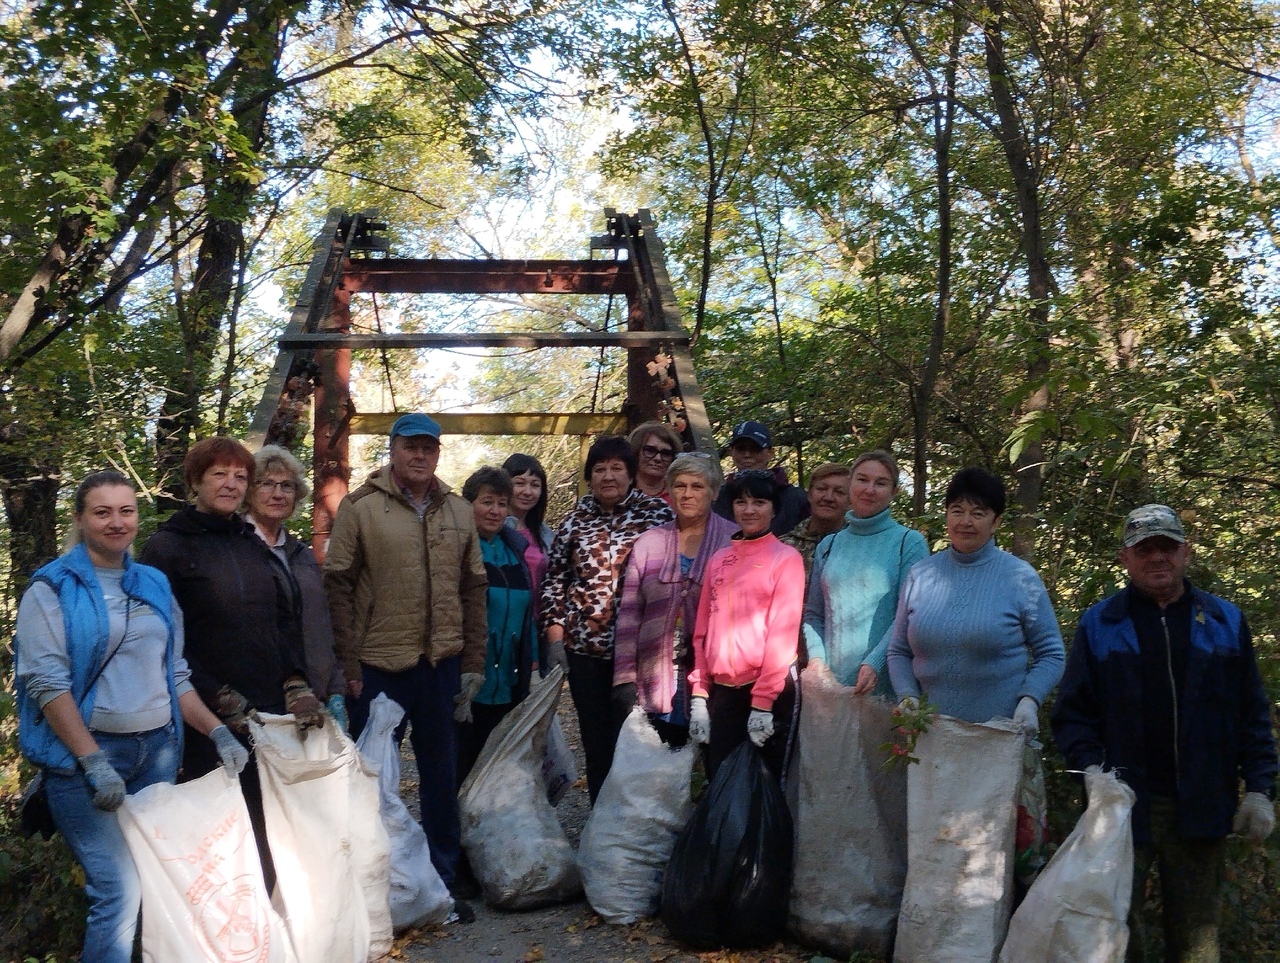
[885,538,1065,723]
[801,508,928,696]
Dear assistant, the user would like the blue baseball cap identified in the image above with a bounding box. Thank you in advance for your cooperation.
[390,413,442,440]
[729,420,772,448]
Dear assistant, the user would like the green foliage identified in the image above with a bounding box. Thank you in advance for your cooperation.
[0,684,86,958]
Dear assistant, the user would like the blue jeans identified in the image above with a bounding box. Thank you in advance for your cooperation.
[348,656,462,886]
[44,724,179,963]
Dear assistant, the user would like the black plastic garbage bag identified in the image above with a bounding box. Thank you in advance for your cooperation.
[660,741,794,948]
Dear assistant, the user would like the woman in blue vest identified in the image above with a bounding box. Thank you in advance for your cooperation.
[14,471,248,963]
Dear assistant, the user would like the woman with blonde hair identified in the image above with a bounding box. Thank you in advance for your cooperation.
[15,471,247,962]
[244,444,347,728]
[802,450,928,696]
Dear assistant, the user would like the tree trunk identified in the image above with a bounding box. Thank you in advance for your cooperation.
[0,410,61,587]
[981,0,1056,561]
[908,10,964,517]
[153,18,282,506]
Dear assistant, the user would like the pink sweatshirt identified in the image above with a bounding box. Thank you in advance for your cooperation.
[688,533,805,710]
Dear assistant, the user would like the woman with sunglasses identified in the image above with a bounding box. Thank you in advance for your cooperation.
[687,469,805,782]
[628,421,682,506]
[15,471,247,963]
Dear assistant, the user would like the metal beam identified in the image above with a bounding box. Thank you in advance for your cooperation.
[636,209,718,454]
[246,209,352,449]
[279,331,689,350]
[350,412,628,436]
[342,258,637,295]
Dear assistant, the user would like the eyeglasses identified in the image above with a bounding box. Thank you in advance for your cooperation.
[256,480,298,494]
[641,444,677,461]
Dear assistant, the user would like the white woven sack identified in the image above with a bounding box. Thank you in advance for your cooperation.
[252,714,392,962]
[895,715,1024,963]
[999,768,1136,962]
[118,768,299,963]
[789,662,908,958]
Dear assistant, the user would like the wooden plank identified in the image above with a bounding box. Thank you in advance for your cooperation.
[279,331,689,350]
[350,412,629,436]
[342,258,637,295]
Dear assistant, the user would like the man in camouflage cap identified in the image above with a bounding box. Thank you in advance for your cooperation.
[1053,504,1277,961]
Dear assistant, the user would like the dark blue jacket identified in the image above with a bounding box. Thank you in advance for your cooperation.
[1052,583,1277,843]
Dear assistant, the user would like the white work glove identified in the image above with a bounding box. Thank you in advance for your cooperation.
[688,696,711,744]
[453,673,484,724]
[546,640,570,676]
[747,708,775,747]
[1012,696,1040,741]
[78,750,126,811]
[209,725,249,776]
[897,695,919,712]
[1233,792,1277,845]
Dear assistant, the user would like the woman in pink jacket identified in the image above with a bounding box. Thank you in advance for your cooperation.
[687,469,805,782]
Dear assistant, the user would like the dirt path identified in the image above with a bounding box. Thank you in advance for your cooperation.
[392,704,819,963]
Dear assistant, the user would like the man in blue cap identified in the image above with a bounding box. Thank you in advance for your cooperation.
[324,412,487,921]
[1053,503,1276,960]
[711,419,809,536]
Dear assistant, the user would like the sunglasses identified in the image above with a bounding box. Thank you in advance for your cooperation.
[641,444,677,460]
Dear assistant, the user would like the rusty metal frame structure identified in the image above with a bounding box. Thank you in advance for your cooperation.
[247,208,713,556]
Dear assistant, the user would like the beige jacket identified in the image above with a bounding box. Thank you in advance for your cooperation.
[324,466,487,681]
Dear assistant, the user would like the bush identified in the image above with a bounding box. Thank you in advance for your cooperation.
[0,688,86,959]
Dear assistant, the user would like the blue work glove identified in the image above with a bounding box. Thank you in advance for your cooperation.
[326,694,349,733]
[78,750,126,811]
[209,725,249,775]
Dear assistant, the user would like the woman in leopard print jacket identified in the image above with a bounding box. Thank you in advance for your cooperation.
[540,435,674,802]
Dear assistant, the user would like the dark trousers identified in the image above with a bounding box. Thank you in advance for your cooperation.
[705,667,798,785]
[181,724,276,895]
[567,652,625,804]
[1127,796,1226,963]
[456,701,514,790]
[348,655,462,887]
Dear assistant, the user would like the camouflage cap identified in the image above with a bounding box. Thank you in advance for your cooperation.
[1122,504,1186,548]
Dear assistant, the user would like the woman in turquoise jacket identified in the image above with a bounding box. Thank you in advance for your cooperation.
[15,471,247,963]
[801,450,928,697]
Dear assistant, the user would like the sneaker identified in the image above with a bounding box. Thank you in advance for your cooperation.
[445,899,476,925]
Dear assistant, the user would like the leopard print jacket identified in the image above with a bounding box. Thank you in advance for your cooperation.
[540,487,674,658]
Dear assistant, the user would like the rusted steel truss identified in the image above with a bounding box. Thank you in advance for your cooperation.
[247,208,713,556]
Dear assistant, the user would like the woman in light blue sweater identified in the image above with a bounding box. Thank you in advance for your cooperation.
[885,467,1065,734]
[802,450,928,698]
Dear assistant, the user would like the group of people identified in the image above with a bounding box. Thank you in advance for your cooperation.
[14,412,1279,963]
